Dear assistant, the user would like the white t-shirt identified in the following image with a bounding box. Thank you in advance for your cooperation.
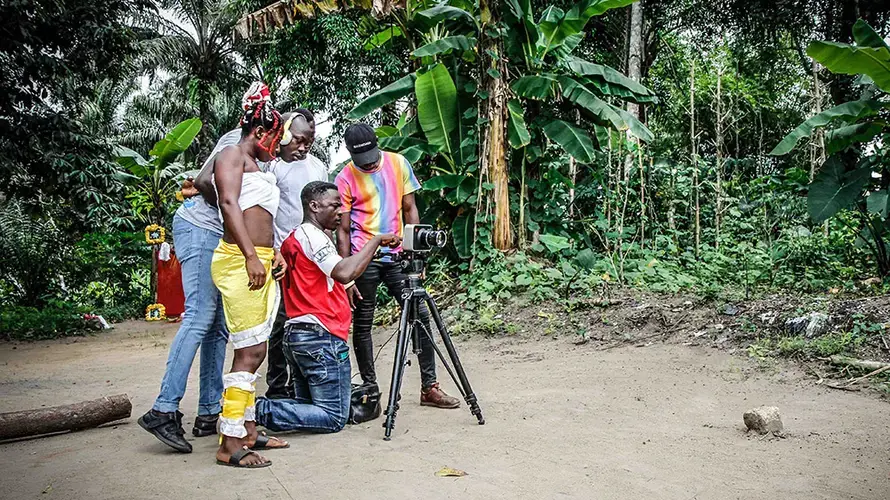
[285,223,343,328]
[271,154,329,248]
[175,129,242,234]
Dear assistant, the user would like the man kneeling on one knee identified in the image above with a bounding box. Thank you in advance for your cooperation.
[255,181,399,432]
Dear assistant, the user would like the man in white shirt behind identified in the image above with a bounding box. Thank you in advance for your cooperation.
[266,109,329,399]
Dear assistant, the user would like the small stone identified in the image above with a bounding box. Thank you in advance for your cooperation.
[722,304,739,316]
[713,323,725,331]
[744,406,783,435]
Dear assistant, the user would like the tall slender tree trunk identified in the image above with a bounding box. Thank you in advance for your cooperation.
[480,3,511,250]
[715,67,724,251]
[518,152,527,248]
[626,1,644,124]
[623,1,644,177]
[690,59,700,258]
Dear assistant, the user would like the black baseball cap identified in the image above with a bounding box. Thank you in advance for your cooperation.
[344,123,381,167]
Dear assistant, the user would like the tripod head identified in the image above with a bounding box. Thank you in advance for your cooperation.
[373,250,426,290]
[385,251,426,277]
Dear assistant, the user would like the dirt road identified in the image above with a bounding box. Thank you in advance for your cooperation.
[1,320,888,499]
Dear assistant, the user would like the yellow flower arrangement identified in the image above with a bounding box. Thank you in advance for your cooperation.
[145,224,166,244]
[145,303,166,321]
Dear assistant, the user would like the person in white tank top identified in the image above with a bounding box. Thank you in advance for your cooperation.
[201,100,290,469]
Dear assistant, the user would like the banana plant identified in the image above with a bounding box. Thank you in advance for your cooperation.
[503,0,655,163]
[348,0,655,256]
[348,0,482,257]
[115,118,203,226]
[772,19,890,276]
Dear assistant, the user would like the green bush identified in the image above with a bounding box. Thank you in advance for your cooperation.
[0,301,99,341]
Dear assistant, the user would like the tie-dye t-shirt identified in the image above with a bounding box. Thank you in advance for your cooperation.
[335,151,421,257]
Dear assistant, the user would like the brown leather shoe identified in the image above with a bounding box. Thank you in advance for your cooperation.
[420,383,460,409]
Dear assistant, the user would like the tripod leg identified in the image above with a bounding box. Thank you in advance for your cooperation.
[424,296,485,425]
[383,294,413,440]
[415,313,466,399]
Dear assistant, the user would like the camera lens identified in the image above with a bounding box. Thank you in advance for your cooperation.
[417,228,447,249]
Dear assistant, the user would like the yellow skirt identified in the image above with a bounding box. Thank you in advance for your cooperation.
[210,241,278,349]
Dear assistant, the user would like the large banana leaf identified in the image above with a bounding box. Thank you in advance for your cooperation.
[824,122,885,155]
[452,211,475,259]
[808,155,872,223]
[808,41,890,93]
[770,100,887,155]
[573,0,638,18]
[853,19,890,50]
[552,32,585,59]
[560,76,653,142]
[566,57,653,97]
[539,0,637,57]
[364,26,403,49]
[347,74,417,120]
[413,36,476,57]
[400,143,440,164]
[379,136,427,150]
[424,174,465,190]
[512,74,560,99]
[415,63,457,154]
[417,4,477,29]
[543,119,595,163]
[504,0,540,56]
[507,99,531,149]
[538,6,570,56]
[115,146,152,179]
[586,78,658,103]
[149,118,202,165]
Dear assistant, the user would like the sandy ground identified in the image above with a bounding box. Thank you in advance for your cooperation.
[1,320,889,500]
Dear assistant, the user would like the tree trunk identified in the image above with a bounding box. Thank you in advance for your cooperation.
[626,1,644,123]
[623,1,644,177]
[0,394,131,440]
[690,59,700,258]
[480,3,511,250]
[715,67,724,250]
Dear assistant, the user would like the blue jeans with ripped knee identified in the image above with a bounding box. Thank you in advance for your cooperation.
[256,323,351,433]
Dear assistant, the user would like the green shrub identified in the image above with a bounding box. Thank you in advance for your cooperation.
[0,301,99,341]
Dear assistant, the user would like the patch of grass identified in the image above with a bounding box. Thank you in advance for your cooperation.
[451,306,517,336]
[810,331,865,357]
[755,331,866,359]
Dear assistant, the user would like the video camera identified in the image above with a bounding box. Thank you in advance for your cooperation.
[403,224,447,252]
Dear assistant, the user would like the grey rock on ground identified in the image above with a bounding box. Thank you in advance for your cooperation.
[784,312,829,338]
[744,406,784,434]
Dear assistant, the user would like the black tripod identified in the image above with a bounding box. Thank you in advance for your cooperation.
[382,252,484,440]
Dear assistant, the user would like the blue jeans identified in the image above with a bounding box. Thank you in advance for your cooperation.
[256,323,351,433]
[152,215,228,415]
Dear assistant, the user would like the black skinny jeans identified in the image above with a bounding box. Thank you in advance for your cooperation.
[265,293,294,399]
[353,261,437,389]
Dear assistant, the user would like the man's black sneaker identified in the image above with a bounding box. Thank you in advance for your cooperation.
[138,410,192,453]
[192,414,219,437]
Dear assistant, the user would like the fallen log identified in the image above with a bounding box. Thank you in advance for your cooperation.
[0,394,131,441]
[827,355,890,372]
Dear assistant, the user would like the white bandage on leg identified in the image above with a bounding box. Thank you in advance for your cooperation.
[220,371,258,438]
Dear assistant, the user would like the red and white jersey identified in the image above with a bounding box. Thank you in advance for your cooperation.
[280,223,351,340]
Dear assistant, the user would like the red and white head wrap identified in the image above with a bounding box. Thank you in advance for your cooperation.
[241,82,271,113]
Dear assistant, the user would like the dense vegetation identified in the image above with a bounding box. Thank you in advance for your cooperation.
[1,0,889,340]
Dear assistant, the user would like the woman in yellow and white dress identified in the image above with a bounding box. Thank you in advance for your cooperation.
[207,99,290,468]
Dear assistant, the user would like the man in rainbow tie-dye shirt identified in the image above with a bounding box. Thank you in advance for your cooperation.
[335,123,460,409]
